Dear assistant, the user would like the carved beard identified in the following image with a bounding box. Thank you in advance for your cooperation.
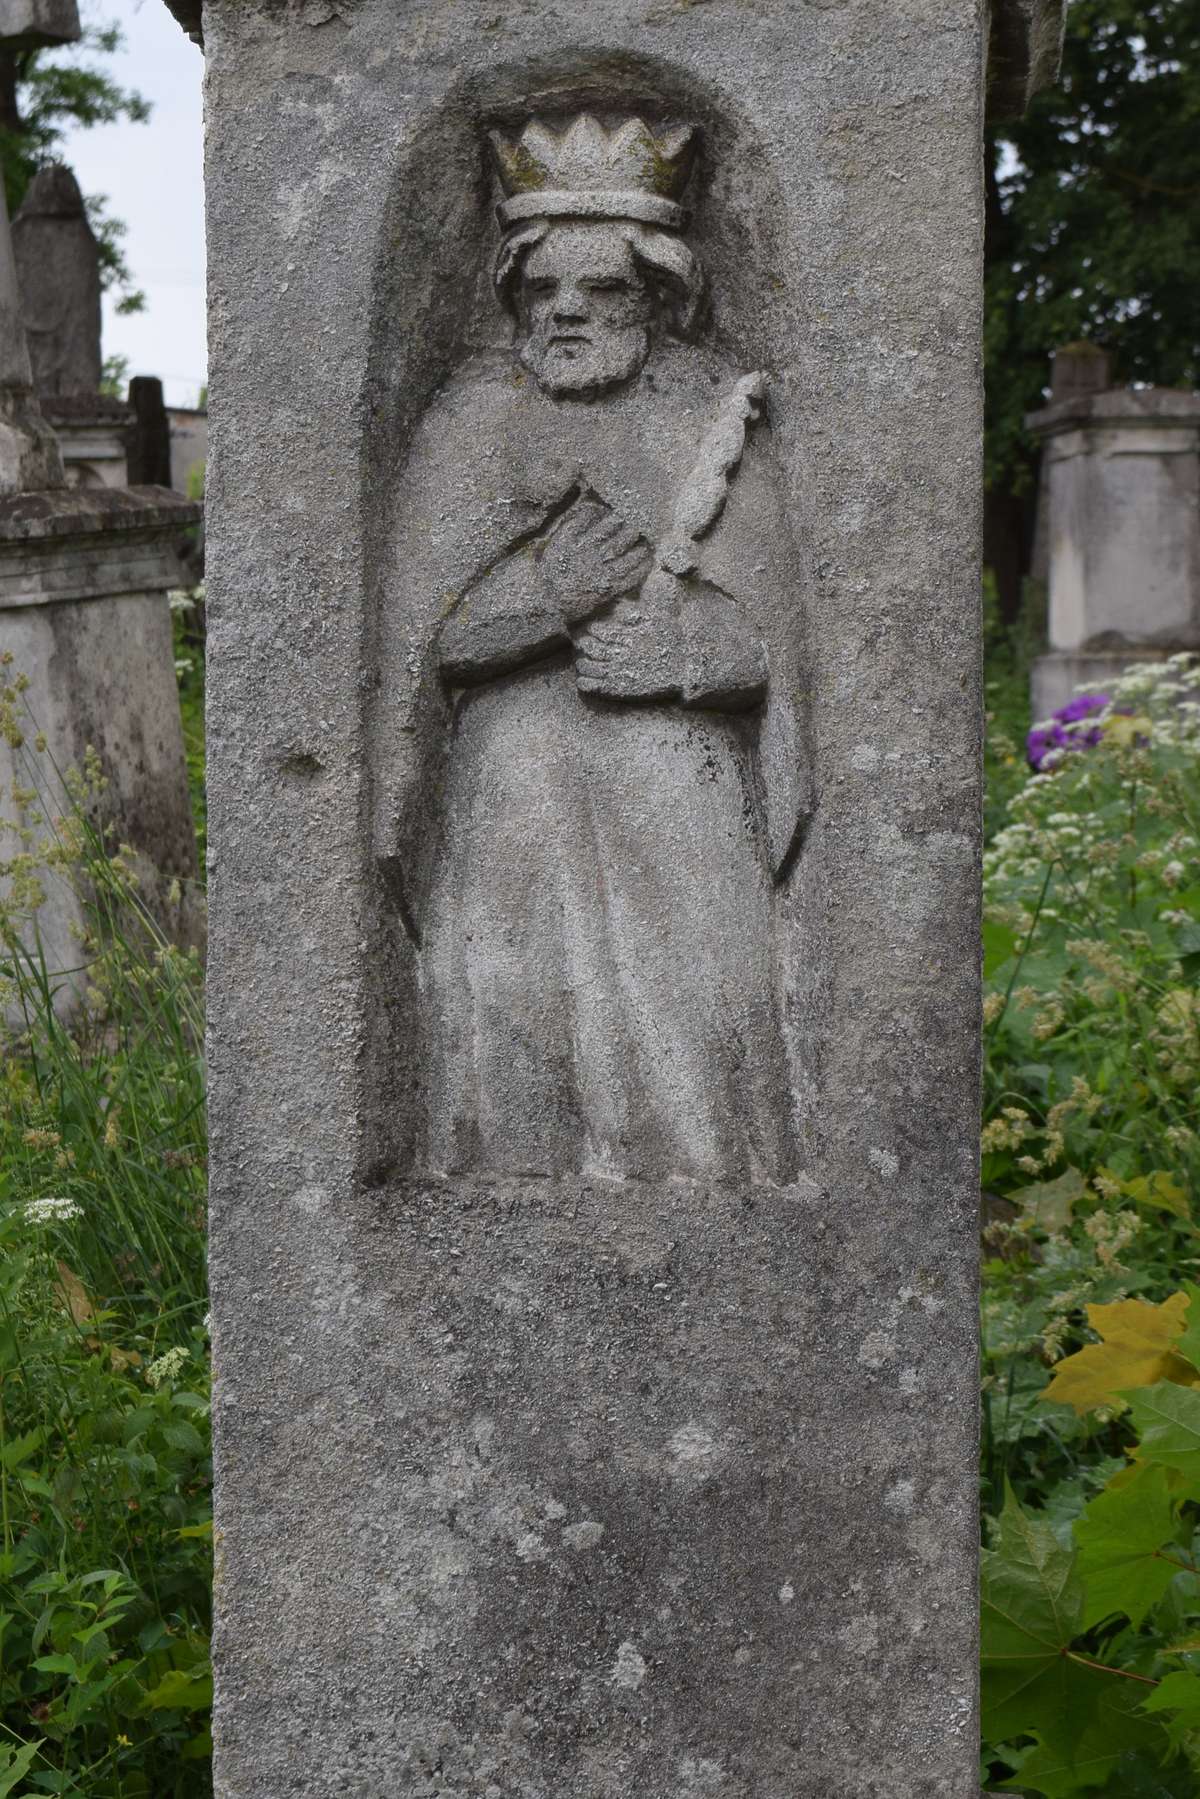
[520,324,651,398]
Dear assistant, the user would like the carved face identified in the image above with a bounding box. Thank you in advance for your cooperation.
[518,223,653,397]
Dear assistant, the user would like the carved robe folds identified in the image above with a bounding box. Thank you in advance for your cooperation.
[377,341,807,1183]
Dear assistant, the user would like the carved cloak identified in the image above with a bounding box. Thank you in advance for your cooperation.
[372,337,810,1183]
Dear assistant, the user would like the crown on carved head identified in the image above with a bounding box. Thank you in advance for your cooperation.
[490,114,695,231]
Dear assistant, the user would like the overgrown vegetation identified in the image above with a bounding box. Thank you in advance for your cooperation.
[171,589,206,867]
[0,658,210,1798]
[981,655,1200,1794]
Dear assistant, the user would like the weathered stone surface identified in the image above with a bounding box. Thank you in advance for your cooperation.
[987,0,1068,121]
[0,485,202,1014]
[126,376,173,487]
[1029,384,1200,716]
[12,165,103,400]
[0,179,64,494]
[186,0,1066,1791]
[41,392,133,490]
[0,483,200,603]
[0,0,78,51]
[1,0,200,1014]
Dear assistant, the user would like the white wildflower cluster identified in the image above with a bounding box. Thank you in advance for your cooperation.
[984,804,1110,887]
[145,1345,189,1389]
[24,1195,82,1226]
[986,657,1200,906]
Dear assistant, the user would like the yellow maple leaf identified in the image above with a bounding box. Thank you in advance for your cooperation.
[1102,713,1154,748]
[1041,1292,1199,1414]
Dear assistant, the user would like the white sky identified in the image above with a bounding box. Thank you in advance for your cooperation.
[55,0,206,407]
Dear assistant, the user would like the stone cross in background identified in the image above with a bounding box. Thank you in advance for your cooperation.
[166,0,1065,1793]
[0,0,201,1014]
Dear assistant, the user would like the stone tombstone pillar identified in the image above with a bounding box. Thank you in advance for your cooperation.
[1029,354,1200,719]
[0,0,200,1010]
[11,162,134,489]
[12,164,102,399]
[125,375,174,487]
[174,0,1062,1792]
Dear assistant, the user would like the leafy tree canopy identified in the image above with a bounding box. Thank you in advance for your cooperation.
[986,0,1200,495]
[0,18,149,313]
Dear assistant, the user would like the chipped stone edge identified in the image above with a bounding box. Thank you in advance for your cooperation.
[161,0,202,46]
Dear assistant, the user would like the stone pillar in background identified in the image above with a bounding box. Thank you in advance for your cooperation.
[125,375,173,487]
[0,486,204,991]
[12,164,101,397]
[11,162,133,488]
[0,178,63,493]
[170,0,1063,1792]
[0,0,200,1014]
[1029,350,1200,719]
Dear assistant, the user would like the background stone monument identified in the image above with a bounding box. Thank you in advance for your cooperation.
[1029,343,1200,718]
[11,160,134,489]
[0,0,200,1011]
[12,163,102,399]
[170,0,1064,1792]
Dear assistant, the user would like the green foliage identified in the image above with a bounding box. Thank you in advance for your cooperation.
[982,656,1200,1792]
[986,0,1200,496]
[170,588,206,867]
[983,658,1199,1219]
[982,1311,1200,1794]
[0,21,149,312]
[983,574,1039,840]
[0,664,210,1795]
[1074,1464,1177,1630]
[98,355,129,401]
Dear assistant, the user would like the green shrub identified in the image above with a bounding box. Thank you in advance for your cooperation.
[981,656,1200,1795]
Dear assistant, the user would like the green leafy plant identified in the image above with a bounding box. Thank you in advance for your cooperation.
[0,662,210,1796]
[982,655,1200,1793]
[983,1291,1200,1795]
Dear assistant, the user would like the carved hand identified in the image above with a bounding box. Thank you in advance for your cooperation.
[541,497,654,625]
[575,588,682,703]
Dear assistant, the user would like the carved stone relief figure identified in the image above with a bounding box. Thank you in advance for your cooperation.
[375,113,809,1184]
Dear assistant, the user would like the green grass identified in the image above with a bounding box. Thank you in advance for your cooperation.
[171,591,206,869]
[0,655,211,1798]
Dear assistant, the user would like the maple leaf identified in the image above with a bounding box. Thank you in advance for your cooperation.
[983,1491,1086,1749]
[1120,1171,1191,1223]
[1125,1381,1200,1490]
[1073,1464,1179,1630]
[1141,1670,1200,1750]
[1012,1167,1088,1234]
[1041,1294,1198,1414]
[1002,1686,1166,1798]
[983,1492,1169,1794]
[1167,1282,1200,1375]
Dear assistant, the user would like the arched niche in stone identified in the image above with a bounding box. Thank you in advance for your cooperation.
[358,50,813,1186]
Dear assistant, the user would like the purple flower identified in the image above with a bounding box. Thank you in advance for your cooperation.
[1026,693,1113,771]
[1056,693,1110,726]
